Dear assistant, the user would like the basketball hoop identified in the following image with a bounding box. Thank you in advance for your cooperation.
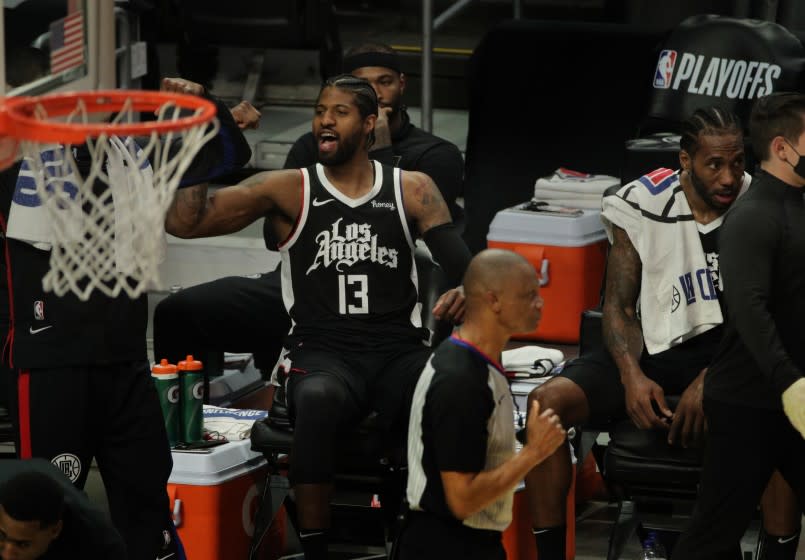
[0,90,219,300]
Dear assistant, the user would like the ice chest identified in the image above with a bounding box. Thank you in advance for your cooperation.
[168,439,280,560]
[487,206,607,343]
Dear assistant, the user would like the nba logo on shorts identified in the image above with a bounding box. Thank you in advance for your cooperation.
[33,301,44,320]
[654,50,677,89]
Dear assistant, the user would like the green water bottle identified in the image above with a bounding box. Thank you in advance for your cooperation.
[151,359,180,447]
[178,355,205,444]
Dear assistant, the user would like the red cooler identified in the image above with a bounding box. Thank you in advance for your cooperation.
[168,439,285,560]
[487,206,607,343]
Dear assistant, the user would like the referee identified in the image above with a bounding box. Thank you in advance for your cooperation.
[400,249,566,560]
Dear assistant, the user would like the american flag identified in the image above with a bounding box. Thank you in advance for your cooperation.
[49,10,85,74]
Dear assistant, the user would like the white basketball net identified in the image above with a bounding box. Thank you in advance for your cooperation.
[16,98,219,300]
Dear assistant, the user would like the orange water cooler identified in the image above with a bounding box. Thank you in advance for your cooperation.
[167,439,285,560]
[487,206,608,343]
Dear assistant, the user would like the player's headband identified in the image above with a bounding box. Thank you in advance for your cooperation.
[343,52,401,74]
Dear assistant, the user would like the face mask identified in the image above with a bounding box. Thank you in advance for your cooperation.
[784,139,805,180]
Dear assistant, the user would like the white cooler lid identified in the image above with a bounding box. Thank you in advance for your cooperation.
[169,439,266,486]
[488,205,607,247]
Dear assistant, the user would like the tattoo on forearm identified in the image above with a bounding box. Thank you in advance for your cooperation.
[602,228,644,364]
[176,186,207,224]
[414,183,432,208]
[242,173,267,190]
[416,176,444,206]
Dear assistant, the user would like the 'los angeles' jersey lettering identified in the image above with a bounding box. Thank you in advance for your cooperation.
[307,218,398,274]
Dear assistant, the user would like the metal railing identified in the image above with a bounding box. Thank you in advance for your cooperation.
[420,0,522,132]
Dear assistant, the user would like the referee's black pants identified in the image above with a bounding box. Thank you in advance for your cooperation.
[397,511,506,560]
[153,269,287,372]
[672,397,805,560]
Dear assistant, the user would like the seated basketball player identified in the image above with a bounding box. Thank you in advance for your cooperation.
[524,106,801,560]
[165,75,472,559]
[152,42,466,374]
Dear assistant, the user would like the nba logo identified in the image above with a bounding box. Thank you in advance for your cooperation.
[33,301,44,320]
[654,50,677,89]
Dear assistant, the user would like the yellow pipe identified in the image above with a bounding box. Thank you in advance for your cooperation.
[390,45,474,56]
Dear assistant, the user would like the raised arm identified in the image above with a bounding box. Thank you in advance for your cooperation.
[603,225,672,429]
[165,169,300,239]
[401,170,471,286]
[160,78,253,187]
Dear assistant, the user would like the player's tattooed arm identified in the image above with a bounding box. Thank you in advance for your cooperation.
[401,171,452,235]
[165,184,209,237]
[403,170,471,287]
[602,226,645,375]
[604,226,675,430]
[165,170,297,238]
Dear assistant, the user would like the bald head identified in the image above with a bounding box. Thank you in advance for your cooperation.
[464,249,532,297]
[462,249,543,335]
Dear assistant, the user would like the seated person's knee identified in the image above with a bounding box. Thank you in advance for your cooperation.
[292,379,335,411]
[290,374,357,428]
[154,291,193,328]
[528,378,584,423]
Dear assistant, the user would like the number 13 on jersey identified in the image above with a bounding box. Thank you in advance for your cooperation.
[338,274,369,314]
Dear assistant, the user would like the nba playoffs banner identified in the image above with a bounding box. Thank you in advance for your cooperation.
[649,15,805,124]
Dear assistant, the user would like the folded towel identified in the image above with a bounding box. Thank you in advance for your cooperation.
[531,197,603,210]
[535,168,620,197]
[533,189,603,201]
[202,405,268,441]
[502,345,565,377]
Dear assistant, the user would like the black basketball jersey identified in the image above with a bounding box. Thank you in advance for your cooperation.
[279,161,425,346]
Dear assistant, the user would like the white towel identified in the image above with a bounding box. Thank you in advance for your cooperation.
[601,168,750,354]
[533,189,603,201]
[534,168,620,197]
[202,405,268,441]
[6,146,82,250]
[531,197,604,210]
[502,345,564,377]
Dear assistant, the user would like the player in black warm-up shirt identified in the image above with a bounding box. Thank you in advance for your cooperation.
[402,250,565,560]
[1,78,253,560]
[527,106,801,560]
[165,75,471,560]
[152,42,466,373]
[672,92,805,560]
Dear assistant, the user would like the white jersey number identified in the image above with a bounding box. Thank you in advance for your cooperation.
[338,274,369,314]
